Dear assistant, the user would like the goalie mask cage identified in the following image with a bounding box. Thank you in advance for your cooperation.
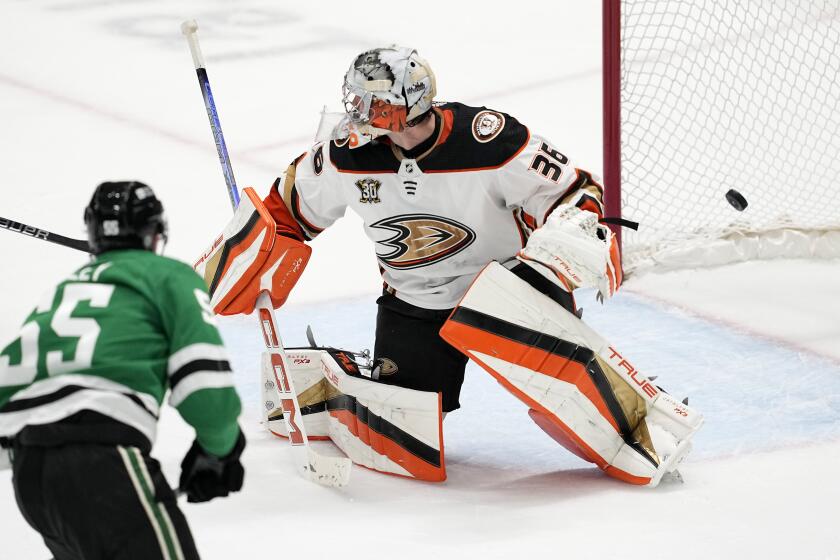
[603,0,840,274]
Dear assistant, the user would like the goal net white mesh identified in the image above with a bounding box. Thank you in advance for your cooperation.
[617,1,840,273]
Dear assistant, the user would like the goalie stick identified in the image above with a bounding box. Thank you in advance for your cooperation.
[1,216,92,253]
[180,20,351,488]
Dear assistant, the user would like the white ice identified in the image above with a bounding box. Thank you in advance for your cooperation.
[1,1,839,559]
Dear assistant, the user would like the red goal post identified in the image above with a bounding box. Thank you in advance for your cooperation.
[602,0,840,274]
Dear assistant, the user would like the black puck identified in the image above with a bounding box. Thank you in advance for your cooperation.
[725,189,748,211]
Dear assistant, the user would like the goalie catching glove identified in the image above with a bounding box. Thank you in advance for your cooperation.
[194,187,310,315]
[517,204,622,300]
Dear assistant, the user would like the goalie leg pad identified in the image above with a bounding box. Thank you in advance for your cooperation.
[261,350,332,440]
[440,262,703,486]
[321,350,445,482]
[261,347,446,482]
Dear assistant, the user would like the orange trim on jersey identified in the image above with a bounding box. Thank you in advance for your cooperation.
[437,107,454,145]
[521,211,537,231]
[543,167,606,224]
[263,178,306,241]
[577,197,603,217]
[331,167,397,175]
[440,320,650,486]
[329,408,446,482]
[512,210,527,248]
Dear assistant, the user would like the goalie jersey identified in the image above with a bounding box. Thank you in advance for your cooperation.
[265,102,605,310]
[0,250,241,456]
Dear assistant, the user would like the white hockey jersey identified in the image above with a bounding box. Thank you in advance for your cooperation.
[265,102,605,310]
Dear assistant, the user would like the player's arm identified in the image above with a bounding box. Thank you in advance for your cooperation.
[0,308,39,409]
[0,306,44,459]
[499,134,621,299]
[499,133,605,230]
[263,145,347,241]
[159,265,242,457]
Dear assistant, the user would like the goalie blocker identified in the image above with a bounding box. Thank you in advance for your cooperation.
[440,261,703,486]
[194,186,310,316]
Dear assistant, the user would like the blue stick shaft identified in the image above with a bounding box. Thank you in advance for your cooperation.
[195,67,240,209]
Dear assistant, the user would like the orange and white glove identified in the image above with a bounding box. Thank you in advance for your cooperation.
[194,187,311,316]
[516,204,622,300]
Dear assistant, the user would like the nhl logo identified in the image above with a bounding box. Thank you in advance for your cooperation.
[472,110,506,143]
[398,158,422,201]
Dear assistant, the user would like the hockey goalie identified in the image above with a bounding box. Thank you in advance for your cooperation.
[194,44,702,487]
[196,186,701,486]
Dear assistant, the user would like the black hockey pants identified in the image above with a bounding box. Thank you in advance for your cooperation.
[11,442,200,560]
[375,293,469,412]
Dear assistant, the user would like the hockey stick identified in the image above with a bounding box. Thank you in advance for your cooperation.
[180,20,351,488]
[1,216,92,253]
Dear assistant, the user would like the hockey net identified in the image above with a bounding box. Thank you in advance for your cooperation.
[604,0,840,274]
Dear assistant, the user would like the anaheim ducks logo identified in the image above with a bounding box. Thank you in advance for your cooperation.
[371,214,476,270]
[472,110,505,143]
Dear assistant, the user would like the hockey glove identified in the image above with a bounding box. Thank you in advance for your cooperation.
[179,429,246,503]
[517,203,622,300]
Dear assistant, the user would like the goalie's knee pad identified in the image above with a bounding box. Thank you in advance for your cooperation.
[440,261,703,487]
[260,348,445,482]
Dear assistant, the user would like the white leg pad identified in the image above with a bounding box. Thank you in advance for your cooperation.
[441,261,703,486]
[260,347,446,481]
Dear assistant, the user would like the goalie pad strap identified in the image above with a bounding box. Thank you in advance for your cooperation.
[508,261,576,313]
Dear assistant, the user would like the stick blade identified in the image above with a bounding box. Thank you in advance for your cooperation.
[295,447,351,487]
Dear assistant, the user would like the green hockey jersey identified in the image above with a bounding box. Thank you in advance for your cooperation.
[0,249,241,456]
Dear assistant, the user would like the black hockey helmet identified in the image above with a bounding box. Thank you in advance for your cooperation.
[84,181,167,255]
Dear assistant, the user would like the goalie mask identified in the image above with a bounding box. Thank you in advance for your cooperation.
[317,46,437,149]
[84,181,167,255]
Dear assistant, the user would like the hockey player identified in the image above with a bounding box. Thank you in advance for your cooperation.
[203,46,701,485]
[263,46,617,414]
[0,181,244,559]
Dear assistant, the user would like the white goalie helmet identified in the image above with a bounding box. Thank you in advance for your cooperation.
[317,46,436,148]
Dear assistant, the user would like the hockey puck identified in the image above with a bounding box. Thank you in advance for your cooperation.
[725,189,748,211]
